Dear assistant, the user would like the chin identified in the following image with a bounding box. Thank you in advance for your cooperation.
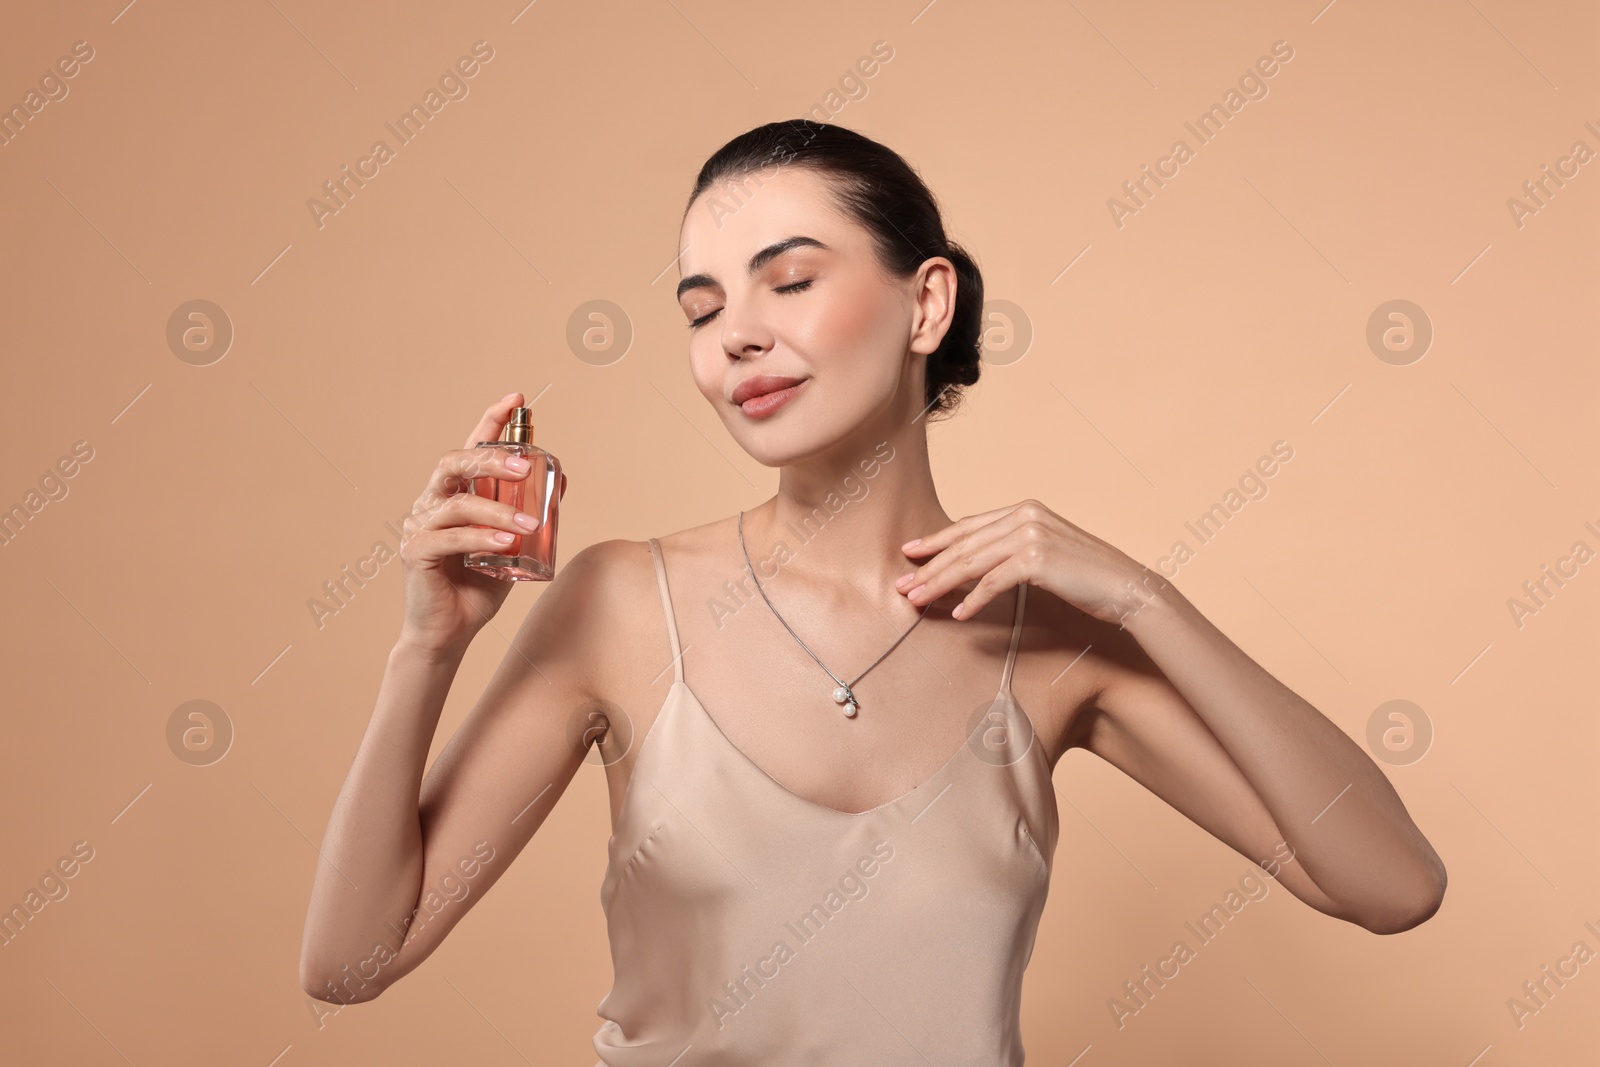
[733,428,832,469]
[728,410,876,470]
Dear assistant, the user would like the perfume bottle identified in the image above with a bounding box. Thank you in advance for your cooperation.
[462,407,562,581]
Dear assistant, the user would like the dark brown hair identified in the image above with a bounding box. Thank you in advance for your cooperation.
[686,119,983,421]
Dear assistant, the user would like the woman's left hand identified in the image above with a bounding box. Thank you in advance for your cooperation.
[895,499,1170,627]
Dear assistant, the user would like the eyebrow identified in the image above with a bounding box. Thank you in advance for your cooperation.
[675,236,830,301]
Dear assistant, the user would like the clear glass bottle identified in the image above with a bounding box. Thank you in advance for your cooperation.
[462,407,562,581]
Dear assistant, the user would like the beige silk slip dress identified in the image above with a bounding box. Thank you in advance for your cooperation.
[591,537,1060,1065]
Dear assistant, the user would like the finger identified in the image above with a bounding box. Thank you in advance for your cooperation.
[898,508,1032,597]
[950,558,1027,621]
[461,392,526,452]
[901,503,1024,557]
[901,524,1019,608]
[403,522,527,566]
[416,491,542,537]
[419,447,531,511]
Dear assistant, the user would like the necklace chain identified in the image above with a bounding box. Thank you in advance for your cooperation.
[737,509,932,718]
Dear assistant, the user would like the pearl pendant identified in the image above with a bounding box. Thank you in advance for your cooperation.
[832,684,859,718]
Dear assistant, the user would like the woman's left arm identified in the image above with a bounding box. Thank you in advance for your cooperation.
[898,500,1448,934]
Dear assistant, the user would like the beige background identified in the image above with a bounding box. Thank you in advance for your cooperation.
[2,0,1596,1063]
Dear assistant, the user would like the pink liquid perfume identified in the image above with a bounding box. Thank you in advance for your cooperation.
[462,407,562,581]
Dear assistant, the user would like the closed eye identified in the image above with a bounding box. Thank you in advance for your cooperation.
[687,280,813,330]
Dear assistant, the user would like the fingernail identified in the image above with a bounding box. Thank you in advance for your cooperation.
[908,584,926,600]
[902,538,920,550]
[493,531,516,543]
[952,602,966,620]
[506,455,531,472]
[514,511,540,530]
[895,573,914,587]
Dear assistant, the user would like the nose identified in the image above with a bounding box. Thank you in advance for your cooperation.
[718,299,773,361]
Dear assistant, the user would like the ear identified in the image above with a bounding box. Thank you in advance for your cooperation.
[908,257,958,357]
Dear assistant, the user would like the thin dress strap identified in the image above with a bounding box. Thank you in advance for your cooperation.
[646,538,684,684]
[999,584,1027,694]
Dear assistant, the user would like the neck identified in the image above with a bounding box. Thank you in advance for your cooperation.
[740,420,953,599]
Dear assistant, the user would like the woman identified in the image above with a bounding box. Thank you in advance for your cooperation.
[299,120,1446,1064]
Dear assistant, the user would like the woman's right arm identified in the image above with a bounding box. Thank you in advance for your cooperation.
[297,393,615,1003]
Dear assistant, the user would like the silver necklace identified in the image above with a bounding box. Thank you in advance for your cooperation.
[737,509,932,718]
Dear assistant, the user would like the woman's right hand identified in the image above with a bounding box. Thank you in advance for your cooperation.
[396,393,563,653]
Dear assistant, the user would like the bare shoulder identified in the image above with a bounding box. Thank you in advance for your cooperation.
[1010,582,1129,770]
[639,516,738,593]
[530,521,726,705]
[517,536,664,704]
[595,516,732,593]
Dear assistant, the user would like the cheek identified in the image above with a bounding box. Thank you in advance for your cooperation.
[687,336,724,399]
[792,282,903,374]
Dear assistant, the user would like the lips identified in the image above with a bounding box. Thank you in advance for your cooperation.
[731,374,808,406]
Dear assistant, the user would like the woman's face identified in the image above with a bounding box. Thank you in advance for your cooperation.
[676,166,948,467]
